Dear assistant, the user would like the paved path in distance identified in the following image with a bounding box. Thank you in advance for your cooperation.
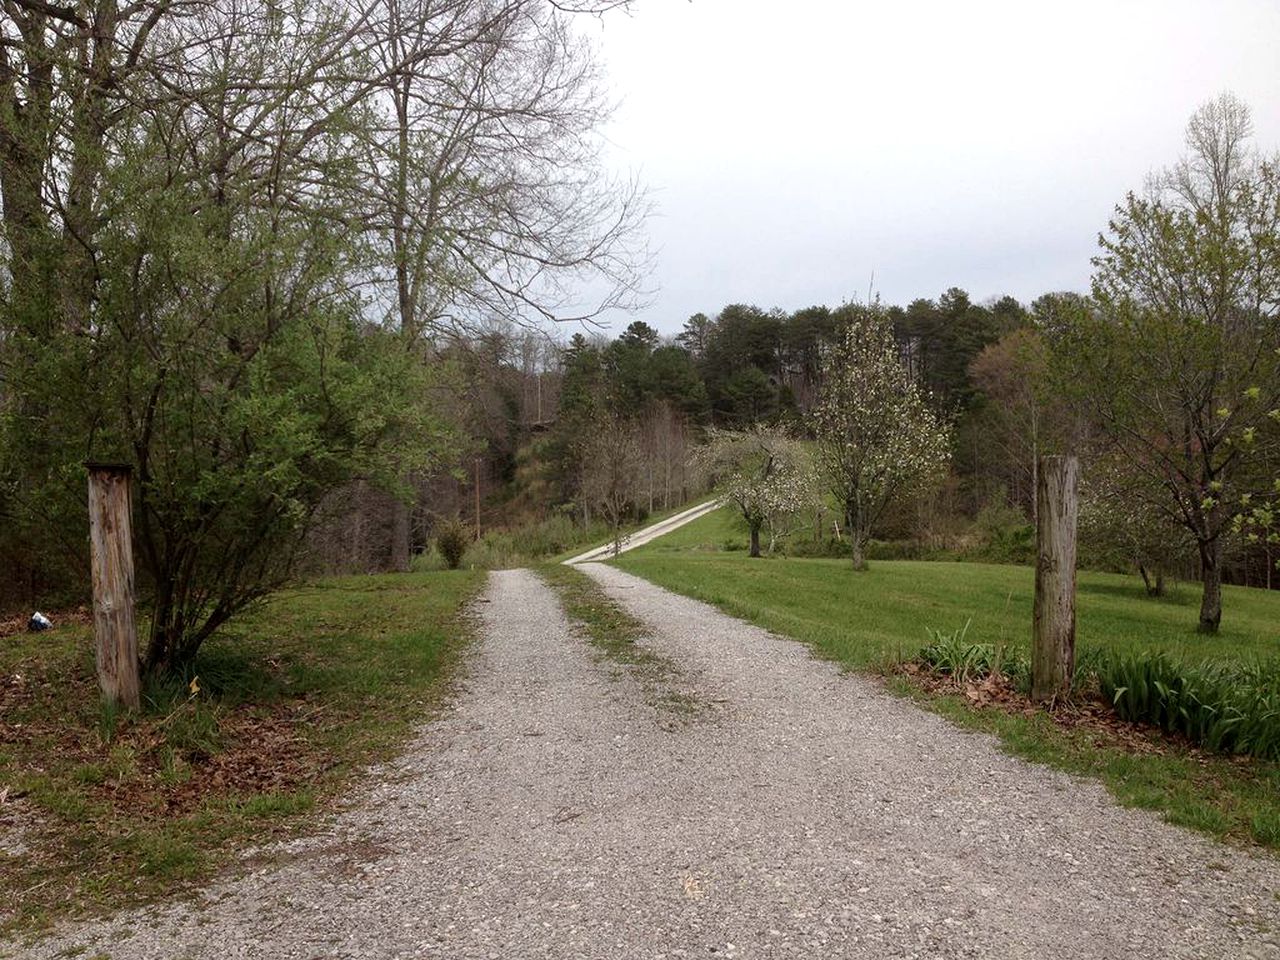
[562,498,722,565]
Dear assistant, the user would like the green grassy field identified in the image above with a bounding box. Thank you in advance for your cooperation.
[613,506,1280,849]
[618,506,1280,666]
[0,569,483,933]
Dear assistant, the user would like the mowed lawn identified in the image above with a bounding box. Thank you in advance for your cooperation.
[613,506,1280,849]
[617,506,1280,668]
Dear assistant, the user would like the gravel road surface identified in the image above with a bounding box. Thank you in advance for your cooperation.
[13,565,1280,959]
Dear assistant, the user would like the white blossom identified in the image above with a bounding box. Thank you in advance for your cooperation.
[810,307,951,566]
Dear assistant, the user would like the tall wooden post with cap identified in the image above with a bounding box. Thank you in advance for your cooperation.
[86,462,140,709]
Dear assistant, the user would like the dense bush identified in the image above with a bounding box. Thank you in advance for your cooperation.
[1099,654,1280,760]
[435,521,471,570]
[971,500,1035,564]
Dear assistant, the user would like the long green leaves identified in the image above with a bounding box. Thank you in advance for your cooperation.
[1099,653,1280,760]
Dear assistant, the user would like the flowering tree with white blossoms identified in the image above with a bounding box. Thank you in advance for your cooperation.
[694,426,817,557]
[811,307,951,570]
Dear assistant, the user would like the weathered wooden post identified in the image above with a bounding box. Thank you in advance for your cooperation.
[1032,455,1079,703]
[87,462,141,710]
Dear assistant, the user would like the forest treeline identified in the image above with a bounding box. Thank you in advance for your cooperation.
[429,254,1278,613]
[1,0,1274,680]
[457,90,1280,642]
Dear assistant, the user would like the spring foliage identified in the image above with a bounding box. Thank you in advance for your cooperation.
[810,307,951,568]
[1059,93,1280,632]
[693,426,817,556]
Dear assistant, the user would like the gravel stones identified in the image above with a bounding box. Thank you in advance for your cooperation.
[13,565,1280,959]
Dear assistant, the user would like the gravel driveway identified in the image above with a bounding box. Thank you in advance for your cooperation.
[13,565,1280,959]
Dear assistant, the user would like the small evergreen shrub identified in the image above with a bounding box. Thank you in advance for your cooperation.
[435,520,470,570]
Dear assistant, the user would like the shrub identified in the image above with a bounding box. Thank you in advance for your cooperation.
[1098,653,1280,760]
[971,499,1035,564]
[435,520,470,570]
[785,537,851,559]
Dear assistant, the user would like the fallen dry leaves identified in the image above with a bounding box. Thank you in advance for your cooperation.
[896,661,1199,759]
[0,657,331,824]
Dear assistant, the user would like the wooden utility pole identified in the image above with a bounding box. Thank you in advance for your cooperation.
[1031,455,1079,703]
[86,463,140,710]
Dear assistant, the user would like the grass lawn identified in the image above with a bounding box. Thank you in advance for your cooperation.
[0,569,484,934]
[613,506,1280,849]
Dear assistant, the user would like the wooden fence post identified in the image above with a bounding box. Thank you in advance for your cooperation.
[1032,455,1079,704]
[87,462,140,710]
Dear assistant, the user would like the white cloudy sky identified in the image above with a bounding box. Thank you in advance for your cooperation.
[580,0,1280,335]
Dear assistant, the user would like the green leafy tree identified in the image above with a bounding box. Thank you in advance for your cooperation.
[720,366,777,426]
[676,313,713,359]
[2,150,455,672]
[968,328,1063,523]
[1232,487,1280,590]
[811,307,951,570]
[889,290,1005,411]
[603,321,660,410]
[1059,93,1280,632]
[701,304,784,423]
[649,346,709,421]
[1078,457,1194,596]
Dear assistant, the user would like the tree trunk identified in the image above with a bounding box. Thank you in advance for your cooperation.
[1030,437,1039,530]
[1198,537,1223,633]
[390,497,411,572]
[850,534,868,571]
[1031,455,1078,704]
[1138,563,1153,595]
[1138,564,1166,598]
[749,523,761,558]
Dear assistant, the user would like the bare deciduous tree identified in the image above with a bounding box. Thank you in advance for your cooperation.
[580,412,642,555]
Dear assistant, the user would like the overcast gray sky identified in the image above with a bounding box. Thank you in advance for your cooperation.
[583,0,1280,335]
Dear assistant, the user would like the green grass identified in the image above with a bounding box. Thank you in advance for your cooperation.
[0,569,483,933]
[619,509,1280,667]
[613,505,1280,849]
